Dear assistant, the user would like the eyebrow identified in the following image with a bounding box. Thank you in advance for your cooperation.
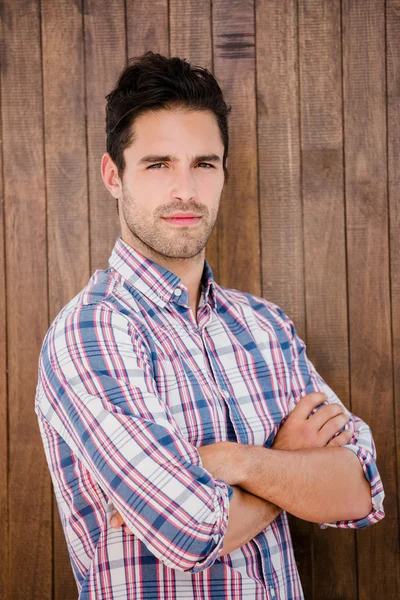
[137,153,222,166]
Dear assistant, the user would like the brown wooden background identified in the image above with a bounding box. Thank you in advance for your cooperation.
[1,1,399,598]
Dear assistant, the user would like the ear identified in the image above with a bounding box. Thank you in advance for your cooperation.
[101,153,122,199]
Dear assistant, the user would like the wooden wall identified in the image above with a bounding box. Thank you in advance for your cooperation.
[1,1,399,598]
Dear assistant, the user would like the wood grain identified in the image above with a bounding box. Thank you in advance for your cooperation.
[213,0,260,296]
[342,0,399,597]
[126,0,168,61]
[85,0,126,272]
[256,0,304,327]
[298,2,357,598]
[387,0,400,556]
[2,1,52,598]
[0,11,8,598]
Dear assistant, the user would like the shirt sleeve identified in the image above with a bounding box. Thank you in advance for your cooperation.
[282,310,385,530]
[35,302,233,572]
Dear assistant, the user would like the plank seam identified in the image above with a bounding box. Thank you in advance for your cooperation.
[385,0,400,561]
[38,0,53,597]
[340,1,359,596]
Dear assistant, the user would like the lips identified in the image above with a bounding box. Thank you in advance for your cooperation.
[163,213,202,219]
[162,215,203,226]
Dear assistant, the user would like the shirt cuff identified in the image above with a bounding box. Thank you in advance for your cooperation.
[319,443,385,530]
[186,480,233,572]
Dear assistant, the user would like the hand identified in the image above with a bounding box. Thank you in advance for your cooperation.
[109,511,134,535]
[273,391,353,451]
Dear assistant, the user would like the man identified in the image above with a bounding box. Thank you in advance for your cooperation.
[35,51,384,599]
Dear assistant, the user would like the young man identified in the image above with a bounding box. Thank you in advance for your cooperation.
[35,51,384,600]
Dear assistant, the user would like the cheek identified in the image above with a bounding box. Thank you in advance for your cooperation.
[127,176,165,208]
[144,177,173,206]
[194,173,224,196]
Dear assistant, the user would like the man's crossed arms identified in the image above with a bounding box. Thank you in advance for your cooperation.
[110,392,372,557]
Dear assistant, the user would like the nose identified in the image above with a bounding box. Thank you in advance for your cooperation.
[172,166,197,202]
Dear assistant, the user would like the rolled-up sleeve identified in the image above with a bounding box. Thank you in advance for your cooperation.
[283,311,385,530]
[35,302,232,572]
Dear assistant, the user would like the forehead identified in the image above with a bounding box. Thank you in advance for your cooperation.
[128,108,223,153]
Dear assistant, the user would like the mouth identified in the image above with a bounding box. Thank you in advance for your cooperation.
[161,216,203,226]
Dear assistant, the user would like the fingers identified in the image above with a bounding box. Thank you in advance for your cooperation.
[291,392,328,420]
[326,428,353,447]
[110,512,124,528]
[310,403,345,430]
[319,413,350,444]
[110,511,134,535]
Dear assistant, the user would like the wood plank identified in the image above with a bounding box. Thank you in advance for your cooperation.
[0,2,399,598]
[169,0,219,280]
[212,0,260,296]
[41,0,89,597]
[256,0,304,325]
[386,0,400,568]
[298,1,357,598]
[126,0,168,58]
[256,1,312,595]
[342,1,400,597]
[85,0,126,271]
[1,1,52,598]
[0,18,9,599]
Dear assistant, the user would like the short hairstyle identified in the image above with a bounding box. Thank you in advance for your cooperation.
[105,51,232,187]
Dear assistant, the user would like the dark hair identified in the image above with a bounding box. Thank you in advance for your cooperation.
[105,51,232,193]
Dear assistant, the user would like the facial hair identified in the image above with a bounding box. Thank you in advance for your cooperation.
[120,183,220,261]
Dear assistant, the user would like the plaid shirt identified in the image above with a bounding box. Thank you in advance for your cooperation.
[35,235,384,600]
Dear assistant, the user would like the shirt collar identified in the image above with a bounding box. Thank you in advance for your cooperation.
[108,236,217,310]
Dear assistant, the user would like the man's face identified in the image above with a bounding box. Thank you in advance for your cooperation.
[116,108,225,260]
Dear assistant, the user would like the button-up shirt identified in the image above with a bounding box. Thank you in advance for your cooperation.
[35,235,385,599]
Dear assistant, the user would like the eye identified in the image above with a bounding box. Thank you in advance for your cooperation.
[147,162,215,170]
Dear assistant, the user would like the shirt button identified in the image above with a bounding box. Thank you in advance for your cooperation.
[223,390,230,399]
[270,589,276,598]
[173,288,182,297]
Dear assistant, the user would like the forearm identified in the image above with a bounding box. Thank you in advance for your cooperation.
[234,445,372,523]
[220,486,281,556]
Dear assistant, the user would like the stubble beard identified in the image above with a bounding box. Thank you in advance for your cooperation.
[120,185,219,260]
